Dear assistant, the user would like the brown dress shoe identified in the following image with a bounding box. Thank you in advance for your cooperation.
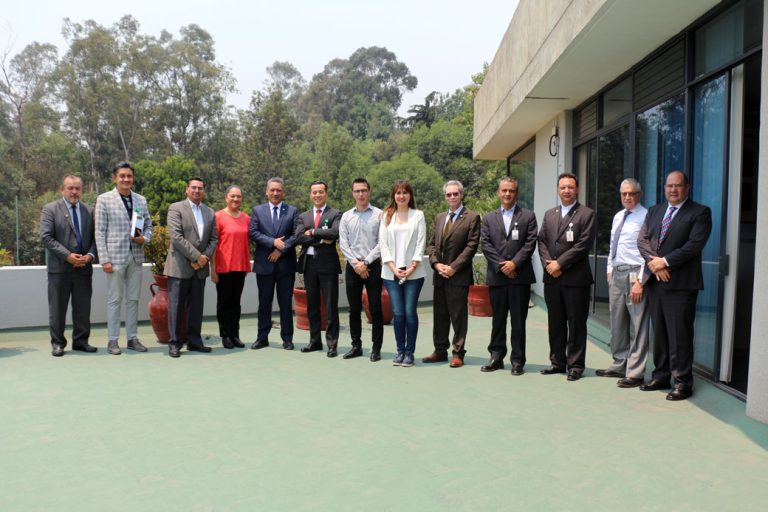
[449,356,464,368]
[421,351,448,363]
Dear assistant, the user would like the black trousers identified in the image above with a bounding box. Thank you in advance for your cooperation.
[345,261,383,349]
[304,257,339,347]
[167,276,206,348]
[47,270,92,348]
[255,271,295,343]
[544,283,590,371]
[215,271,246,338]
[488,284,531,365]
[432,282,470,356]
[647,286,698,388]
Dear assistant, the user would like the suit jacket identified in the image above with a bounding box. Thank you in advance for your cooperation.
[427,207,480,287]
[295,206,342,274]
[637,199,712,290]
[538,202,596,286]
[481,206,538,286]
[94,188,153,266]
[249,202,299,276]
[378,208,428,281]
[164,200,218,279]
[40,199,97,274]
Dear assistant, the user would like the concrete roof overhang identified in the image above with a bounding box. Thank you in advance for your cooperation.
[473,0,721,160]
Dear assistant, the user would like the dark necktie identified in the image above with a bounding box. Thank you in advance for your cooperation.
[71,204,83,254]
[443,212,455,238]
[272,205,279,231]
[610,210,631,260]
[659,206,677,243]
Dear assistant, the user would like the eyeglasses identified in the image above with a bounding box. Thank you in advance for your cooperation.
[620,192,639,197]
[445,192,461,198]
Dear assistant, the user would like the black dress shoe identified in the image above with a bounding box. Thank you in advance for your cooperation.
[282,341,294,350]
[540,365,566,375]
[231,337,245,348]
[480,359,504,372]
[51,345,65,357]
[221,337,234,349]
[595,368,624,378]
[251,339,269,350]
[343,347,363,359]
[510,364,524,376]
[301,343,322,353]
[169,345,181,358]
[567,370,582,381]
[327,347,338,358]
[639,379,671,391]
[370,350,381,362]
[617,377,644,388]
[666,385,693,401]
[72,343,97,353]
[187,344,212,353]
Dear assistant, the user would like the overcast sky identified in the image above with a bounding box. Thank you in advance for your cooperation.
[2,0,518,114]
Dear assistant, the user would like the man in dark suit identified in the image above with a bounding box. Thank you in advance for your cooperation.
[480,177,537,375]
[164,177,218,358]
[249,177,299,350]
[538,172,596,381]
[422,180,480,368]
[40,174,98,356]
[637,170,712,401]
[295,180,342,357]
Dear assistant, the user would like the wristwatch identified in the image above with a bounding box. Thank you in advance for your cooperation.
[363,259,370,266]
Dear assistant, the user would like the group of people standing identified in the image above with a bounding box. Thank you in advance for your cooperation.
[40,163,711,402]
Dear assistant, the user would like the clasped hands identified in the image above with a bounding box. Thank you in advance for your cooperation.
[647,256,671,282]
[66,253,92,268]
[545,259,562,278]
[499,260,517,278]
[435,263,455,279]
[191,254,209,270]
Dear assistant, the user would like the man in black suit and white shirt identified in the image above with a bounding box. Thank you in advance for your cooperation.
[295,181,342,357]
[637,170,712,401]
[40,175,98,356]
[480,177,537,375]
[537,172,596,381]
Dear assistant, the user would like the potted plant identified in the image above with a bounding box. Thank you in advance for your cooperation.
[468,257,493,317]
[362,286,393,325]
[144,217,177,343]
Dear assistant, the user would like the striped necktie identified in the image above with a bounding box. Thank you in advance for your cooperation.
[659,206,677,243]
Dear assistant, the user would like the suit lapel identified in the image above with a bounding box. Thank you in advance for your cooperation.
[182,201,201,243]
[436,212,447,248]
[557,203,579,239]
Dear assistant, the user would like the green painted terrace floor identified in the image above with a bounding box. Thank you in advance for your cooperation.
[1,305,767,512]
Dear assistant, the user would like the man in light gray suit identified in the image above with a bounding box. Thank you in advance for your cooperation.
[95,162,153,355]
[164,177,218,358]
[40,174,98,357]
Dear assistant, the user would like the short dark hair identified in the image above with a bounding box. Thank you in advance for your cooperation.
[112,161,134,175]
[310,180,327,192]
[187,177,205,187]
[352,178,370,190]
[558,172,578,186]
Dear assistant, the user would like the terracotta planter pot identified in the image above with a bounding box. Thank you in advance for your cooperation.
[362,287,393,325]
[468,284,493,317]
[148,274,186,343]
[293,287,328,331]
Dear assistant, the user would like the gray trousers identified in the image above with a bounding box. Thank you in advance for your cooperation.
[608,267,650,379]
[105,258,142,342]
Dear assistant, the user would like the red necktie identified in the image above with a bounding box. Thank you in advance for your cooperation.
[314,208,322,228]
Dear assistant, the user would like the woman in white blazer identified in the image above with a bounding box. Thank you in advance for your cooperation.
[378,180,427,367]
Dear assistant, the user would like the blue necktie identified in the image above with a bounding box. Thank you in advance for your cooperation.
[610,210,631,260]
[272,205,279,231]
[71,204,83,254]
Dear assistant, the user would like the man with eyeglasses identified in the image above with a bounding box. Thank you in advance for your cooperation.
[422,180,480,368]
[95,161,153,355]
[339,178,384,361]
[595,179,650,388]
[637,171,711,401]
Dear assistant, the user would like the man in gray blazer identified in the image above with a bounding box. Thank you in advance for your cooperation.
[164,177,218,358]
[95,161,153,355]
[480,177,537,375]
[538,172,596,381]
[40,174,98,356]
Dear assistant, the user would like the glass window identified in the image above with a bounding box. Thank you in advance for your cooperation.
[602,78,632,127]
[694,0,763,77]
[509,140,535,209]
[635,94,685,205]
[691,74,727,373]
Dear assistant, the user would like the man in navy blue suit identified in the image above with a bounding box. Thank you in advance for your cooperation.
[249,177,299,350]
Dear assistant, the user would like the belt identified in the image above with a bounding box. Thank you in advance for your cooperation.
[613,264,640,272]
